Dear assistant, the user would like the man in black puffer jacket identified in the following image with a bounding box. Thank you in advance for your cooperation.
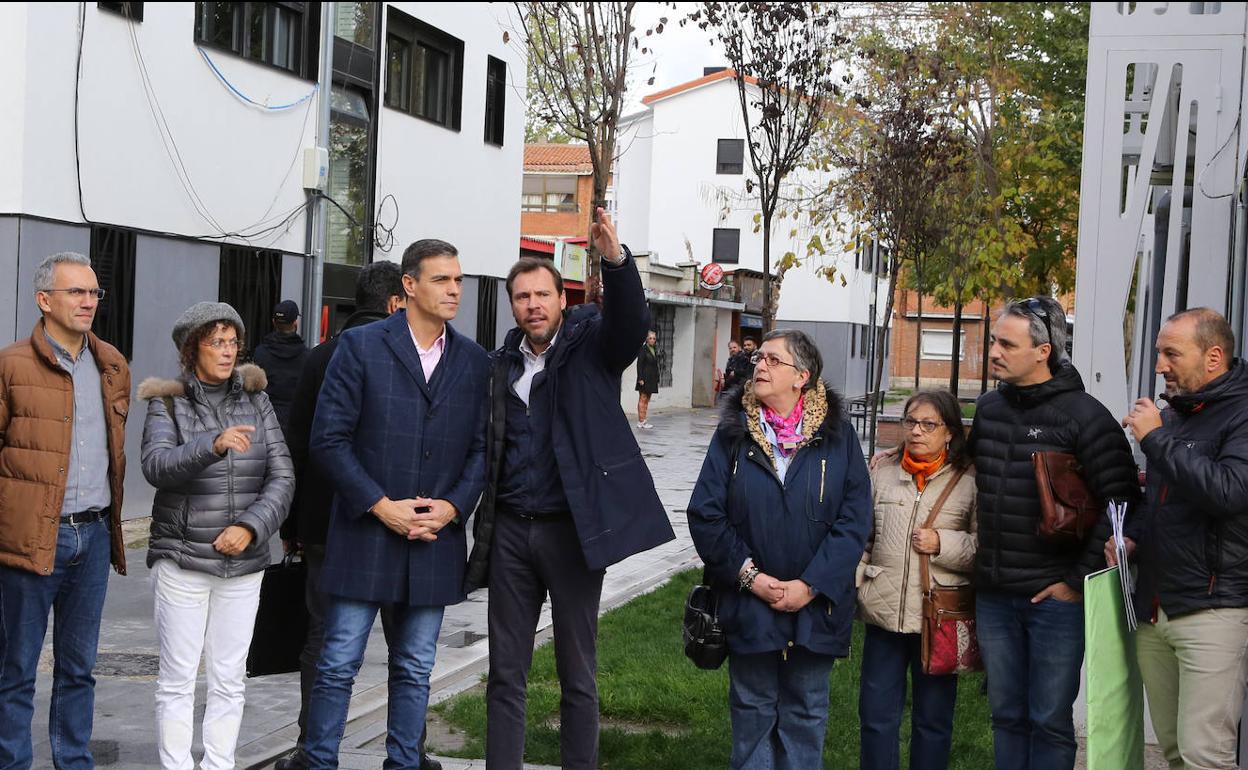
[970,297,1139,770]
[1120,308,1248,770]
[251,300,308,436]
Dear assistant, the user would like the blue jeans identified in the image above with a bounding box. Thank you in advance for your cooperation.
[303,597,444,770]
[727,648,835,770]
[859,624,958,770]
[976,590,1084,770]
[0,519,111,770]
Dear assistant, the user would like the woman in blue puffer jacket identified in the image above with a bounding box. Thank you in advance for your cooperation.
[138,301,293,770]
[688,328,872,770]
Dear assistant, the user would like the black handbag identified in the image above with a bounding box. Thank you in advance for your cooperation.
[683,572,728,670]
[246,554,309,677]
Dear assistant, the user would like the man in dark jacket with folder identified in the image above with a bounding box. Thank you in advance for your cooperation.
[1121,308,1248,770]
[970,297,1138,770]
[466,209,675,770]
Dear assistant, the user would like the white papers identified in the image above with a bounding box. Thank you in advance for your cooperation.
[1108,501,1137,631]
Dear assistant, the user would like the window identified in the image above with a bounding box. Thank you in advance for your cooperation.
[326,86,370,267]
[333,2,375,48]
[89,226,136,360]
[218,247,283,358]
[476,277,499,350]
[99,2,143,21]
[522,175,578,213]
[860,325,869,358]
[716,139,744,174]
[712,228,741,264]
[920,329,967,361]
[650,304,676,388]
[484,56,507,146]
[384,7,464,130]
[195,2,319,78]
[851,324,856,358]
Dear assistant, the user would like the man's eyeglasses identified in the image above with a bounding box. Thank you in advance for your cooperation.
[750,352,799,370]
[201,338,241,351]
[43,288,106,300]
[901,417,945,434]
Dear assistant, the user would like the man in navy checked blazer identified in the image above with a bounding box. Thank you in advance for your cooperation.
[303,239,489,769]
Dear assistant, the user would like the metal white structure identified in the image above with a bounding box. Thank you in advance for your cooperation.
[1074,1,1248,415]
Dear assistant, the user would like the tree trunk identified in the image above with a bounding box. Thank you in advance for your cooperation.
[762,211,773,332]
[950,298,964,397]
[980,300,992,394]
[913,291,924,392]
[868,265,900,455]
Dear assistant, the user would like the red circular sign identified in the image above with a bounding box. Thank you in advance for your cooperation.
[700,263,725,291]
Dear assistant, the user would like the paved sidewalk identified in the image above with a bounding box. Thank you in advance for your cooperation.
[27,406,717,769]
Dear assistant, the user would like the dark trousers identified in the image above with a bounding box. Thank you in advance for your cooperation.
[485,513,605,770]
[858,624,958,770]
[296,545,328,747]
[976,590,1084,770]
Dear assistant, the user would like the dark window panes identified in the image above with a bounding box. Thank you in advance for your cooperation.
[484,56,506,145]
[98,2,143,21]
[385,7,463,130]
[385,35,411,111]
[712,228,741,264]
[89,226,136,360]
[650,303,676,387]
[195,2,316,79]
[716,139,744,174]
[219,247,282,359]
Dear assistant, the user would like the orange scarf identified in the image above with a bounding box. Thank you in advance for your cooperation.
[901,447,946,492]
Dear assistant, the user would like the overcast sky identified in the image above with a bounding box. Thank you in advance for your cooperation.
[624,3,729,114]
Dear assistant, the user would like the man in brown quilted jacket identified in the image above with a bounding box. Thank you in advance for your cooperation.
[0,252,131,770]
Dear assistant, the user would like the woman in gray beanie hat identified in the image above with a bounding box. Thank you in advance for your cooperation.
[137,301,294,770]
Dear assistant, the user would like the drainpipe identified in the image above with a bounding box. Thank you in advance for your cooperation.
[304,3,334,346]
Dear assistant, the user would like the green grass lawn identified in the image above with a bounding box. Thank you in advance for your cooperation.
[434,569,995,769]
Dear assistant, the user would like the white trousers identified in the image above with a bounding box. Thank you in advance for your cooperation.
[152,559,264,770]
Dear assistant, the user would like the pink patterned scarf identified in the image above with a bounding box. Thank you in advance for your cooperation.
[762,394,806,457]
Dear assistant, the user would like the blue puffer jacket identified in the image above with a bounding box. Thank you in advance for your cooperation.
[687,381,872,657]
[139,363,294,578]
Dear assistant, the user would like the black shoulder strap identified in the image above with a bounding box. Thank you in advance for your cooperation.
[162,396,182,445]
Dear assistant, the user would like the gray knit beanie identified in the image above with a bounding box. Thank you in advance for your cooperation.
[171,301,246,350]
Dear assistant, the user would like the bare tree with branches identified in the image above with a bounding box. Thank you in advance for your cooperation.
[690,3,849,330]
[513,2,664,301]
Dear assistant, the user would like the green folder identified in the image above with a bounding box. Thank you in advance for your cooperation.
[1084,566,1145,770]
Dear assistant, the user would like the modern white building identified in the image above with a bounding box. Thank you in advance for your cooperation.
[615,68,889,410]
[0,1,525,518]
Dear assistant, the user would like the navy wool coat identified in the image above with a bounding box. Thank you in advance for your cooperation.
[311,311,489,606]
[687,382,872,657]
[465,250,675,589]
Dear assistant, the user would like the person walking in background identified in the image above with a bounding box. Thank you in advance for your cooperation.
[636,329,660,428]
[251,299,308,436]
[139,301,294,770]
[304,240,489,770]
[722,339,751,396]
[1120,308,1248,770]
[0,252,131,770]
[465,209,675,770]
[688,329,871,770]
[858,390,977,770]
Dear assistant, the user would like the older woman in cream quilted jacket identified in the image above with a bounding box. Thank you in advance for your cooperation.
[857,390,977,770]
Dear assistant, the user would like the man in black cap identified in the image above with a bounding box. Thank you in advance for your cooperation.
[252,299,308,435]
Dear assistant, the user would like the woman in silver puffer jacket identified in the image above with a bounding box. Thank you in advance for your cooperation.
[138,301,294,770]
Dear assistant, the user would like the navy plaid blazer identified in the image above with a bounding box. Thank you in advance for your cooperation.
[311,310,489,605]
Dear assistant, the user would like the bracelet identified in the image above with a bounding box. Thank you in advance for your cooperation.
[739,565,760,592]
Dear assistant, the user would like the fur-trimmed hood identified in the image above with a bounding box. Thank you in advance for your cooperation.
[137,363,267,401]
[718,380,844,468]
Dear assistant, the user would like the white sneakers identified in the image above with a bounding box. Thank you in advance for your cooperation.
[637,420,655,429]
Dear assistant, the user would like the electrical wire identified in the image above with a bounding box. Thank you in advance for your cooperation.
[374,193,399,252]
[73,3,91,223]
[197,47,319,110]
